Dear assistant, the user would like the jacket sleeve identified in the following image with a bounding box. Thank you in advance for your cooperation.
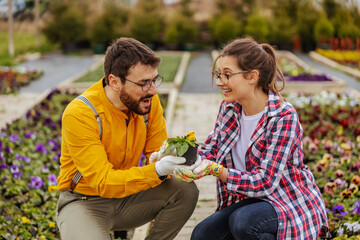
[62,104,162,198]
[226,110,302,198]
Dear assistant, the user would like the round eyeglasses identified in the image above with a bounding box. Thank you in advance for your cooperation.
[124,74,163,92]
[212,70,249,85]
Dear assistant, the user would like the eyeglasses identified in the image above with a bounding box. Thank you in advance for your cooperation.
[212,70,249,85]
[124,74,163,92]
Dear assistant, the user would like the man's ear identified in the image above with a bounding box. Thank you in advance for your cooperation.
[108,74,121,91]
[248,70,259,85]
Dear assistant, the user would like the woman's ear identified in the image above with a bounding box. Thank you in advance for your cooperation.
[248,70,259,85]
[108,74,121,91]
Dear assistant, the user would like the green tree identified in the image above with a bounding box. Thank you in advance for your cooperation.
[90,2,129,47]
[42,1,86,53]
[314,16,334,47]
[296,0,319,52]
[244,13,269,42]
[209,14,242,46]
[129,0,164,46]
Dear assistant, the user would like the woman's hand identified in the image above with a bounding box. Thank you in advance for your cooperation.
[174,159,223,182]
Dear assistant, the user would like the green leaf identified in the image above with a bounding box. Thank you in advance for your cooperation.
[176,142,189,156]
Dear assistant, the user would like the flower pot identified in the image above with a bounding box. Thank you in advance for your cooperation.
[182,144,198,166]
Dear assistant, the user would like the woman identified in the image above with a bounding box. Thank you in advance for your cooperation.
[175,38,329,240]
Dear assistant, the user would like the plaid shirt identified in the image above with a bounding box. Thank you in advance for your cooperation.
[199,91,328,239]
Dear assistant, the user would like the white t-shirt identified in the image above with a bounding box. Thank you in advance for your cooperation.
[232,109,264,171]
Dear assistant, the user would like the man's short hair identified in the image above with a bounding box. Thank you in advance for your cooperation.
[104,38,161,85]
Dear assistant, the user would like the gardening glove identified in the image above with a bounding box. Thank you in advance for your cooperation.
[193,159,224,177]
[149,152,159,164]
[155,155,186,177]
[174,156,203,182]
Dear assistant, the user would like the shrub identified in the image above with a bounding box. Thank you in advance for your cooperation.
[164,16,199,45]
[42,1,86,53]
[90,3,129,47]
[314,16,334,45]
[129,0,164,45]
[244,13,270,43]
[210,14,241,46]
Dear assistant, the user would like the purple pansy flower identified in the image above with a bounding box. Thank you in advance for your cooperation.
[30,176,44,189]
[351,200,360,215]
[13,171,22,179]
[48,174,57,186]
[52,156,58,162]
[0,163,7,170]
[332,205,348,218]
[48,139,59,152]
[1,133,6,138]
[9,134,18,142]
[41,165,49,173]
[10,164,20,174]
[25,132,36,139]
[35,143,47,154]
[4,147,12,153]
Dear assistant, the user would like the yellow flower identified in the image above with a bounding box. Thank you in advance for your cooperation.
[39,236,46,240]
[318,159,328,169]
[49,221,56,228]
[186,131,196,141]
[322,153,333,161]
[340,143,351,150]
[351,175,360,186]
[357,135,360,143]
[340,189,353,199]
[349,183,358,194]
[22,216,30,224]
[48,185,58,192]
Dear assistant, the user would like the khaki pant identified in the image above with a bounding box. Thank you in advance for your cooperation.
[56,177,199,240]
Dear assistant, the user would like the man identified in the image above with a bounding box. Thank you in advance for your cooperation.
[56,37,199,240]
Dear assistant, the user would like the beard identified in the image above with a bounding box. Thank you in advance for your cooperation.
[119,87,152,115]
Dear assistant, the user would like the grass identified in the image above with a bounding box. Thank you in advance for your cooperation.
[0,31,57,66]
[75,52,183,83]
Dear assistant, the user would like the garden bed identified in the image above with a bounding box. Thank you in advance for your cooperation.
[0,89,169,239]
[276,51,347,94]
[0,67,43,94]
[286,90,360,238]
[310,50,360,80]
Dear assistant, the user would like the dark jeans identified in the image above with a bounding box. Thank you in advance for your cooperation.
[191,199,278,240]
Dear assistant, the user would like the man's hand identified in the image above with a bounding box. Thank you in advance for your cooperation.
[149,152,159,164]
[155,155,186,177]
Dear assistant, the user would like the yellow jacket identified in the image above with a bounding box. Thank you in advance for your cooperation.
[57,79,168,198]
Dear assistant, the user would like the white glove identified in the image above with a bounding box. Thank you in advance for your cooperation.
[155,155,186,177]
[149,152,159,164]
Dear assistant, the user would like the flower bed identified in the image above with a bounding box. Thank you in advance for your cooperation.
[287,91,360,238]
[0,68,43,94]
[0,89,168,239]
[276,51,346,93]
[316,49,360,70]
[278,55,333,82]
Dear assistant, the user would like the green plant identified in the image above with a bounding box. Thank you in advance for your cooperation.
[165,131,196,156]
[129,0,164,45]
[90,3,129,46]
[314,16,334,44]
[244,13,270,42]
[42,1,86,53]
[210,14,241,46]
[164,15,199,45]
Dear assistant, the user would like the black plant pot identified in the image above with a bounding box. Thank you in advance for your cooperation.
[181,144,198,166]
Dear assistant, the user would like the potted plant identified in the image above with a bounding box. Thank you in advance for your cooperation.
[159,131,198,165]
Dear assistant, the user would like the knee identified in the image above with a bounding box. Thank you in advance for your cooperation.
[169,177,199,204]
[229,210,253,239]
[191,222,208,240]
